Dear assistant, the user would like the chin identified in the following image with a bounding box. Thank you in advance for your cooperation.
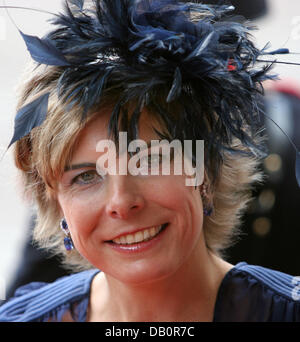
[108,259,182,286]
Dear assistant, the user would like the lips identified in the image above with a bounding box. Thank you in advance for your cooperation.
[107,223,169,245]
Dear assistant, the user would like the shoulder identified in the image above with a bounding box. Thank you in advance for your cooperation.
[0,269,99,322]
[214,262,300,322]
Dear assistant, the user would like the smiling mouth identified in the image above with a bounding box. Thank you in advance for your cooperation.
[107,223,169,245]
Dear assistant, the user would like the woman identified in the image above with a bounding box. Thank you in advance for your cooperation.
[0,0,299,322]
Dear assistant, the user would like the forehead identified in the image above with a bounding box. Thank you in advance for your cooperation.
[71,109,163,160]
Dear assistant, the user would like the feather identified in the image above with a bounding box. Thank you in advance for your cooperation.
[19,30,70,66]
[264,48,290,55]
[7,0,300,186]
[166,67,182,103]
[68,0,84,11]
[184,31,216,61]
[8,93,50,147]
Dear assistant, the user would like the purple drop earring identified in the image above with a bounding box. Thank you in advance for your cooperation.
[60,218,74,251]
[200,182,213,217]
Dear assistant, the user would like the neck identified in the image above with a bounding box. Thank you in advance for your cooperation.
[88,242,233,322]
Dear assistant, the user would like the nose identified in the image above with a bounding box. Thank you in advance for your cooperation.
[105,175,145,220]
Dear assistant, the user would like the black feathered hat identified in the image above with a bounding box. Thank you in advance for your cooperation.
[4,0,300,186]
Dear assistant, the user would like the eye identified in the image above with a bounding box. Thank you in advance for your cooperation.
[71,170,103,186]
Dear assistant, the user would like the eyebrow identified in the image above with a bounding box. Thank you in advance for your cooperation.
[64,162,96,172]
[63,140,166,172]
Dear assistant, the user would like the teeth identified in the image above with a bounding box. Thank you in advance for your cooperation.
[112,225,165,245]
[150,227,156,237]
[143,229,150,240]
[134,231,144,243]
[126,234,135,244]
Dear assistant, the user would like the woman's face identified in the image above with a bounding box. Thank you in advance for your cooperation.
[57,110,205,285]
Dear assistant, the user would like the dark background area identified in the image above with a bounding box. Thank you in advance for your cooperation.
[203,0,300,274]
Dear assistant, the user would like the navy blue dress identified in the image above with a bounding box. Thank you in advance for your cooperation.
[0,262,299,322]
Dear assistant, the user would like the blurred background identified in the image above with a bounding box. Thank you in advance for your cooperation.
[0,0,300,301]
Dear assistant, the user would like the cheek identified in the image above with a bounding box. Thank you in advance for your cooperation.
[148,175,203,232]
[57,192,104,246]
[168,184,204,256]
[155,174,202,208]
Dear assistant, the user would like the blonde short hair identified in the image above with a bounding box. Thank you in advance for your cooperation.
[13,62,263,272]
